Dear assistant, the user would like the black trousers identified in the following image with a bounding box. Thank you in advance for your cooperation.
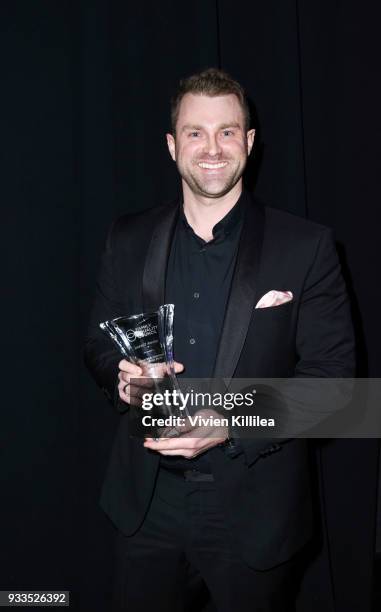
[112,467,303,612]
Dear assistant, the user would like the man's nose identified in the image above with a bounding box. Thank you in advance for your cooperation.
[204,134,222,157]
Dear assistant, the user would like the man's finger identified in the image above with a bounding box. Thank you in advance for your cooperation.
[118,371,131,383]
[154,449,199,457]
[129,382,154,399]
[144,437,197,451]
[118,359,142,375]
[129,376,156,390]
[118,381,130,404]
[119,371,155,389]
[118,380,144,406]
[173,361,184,373]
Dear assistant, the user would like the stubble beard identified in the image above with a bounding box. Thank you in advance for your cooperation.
[177,157,247,199]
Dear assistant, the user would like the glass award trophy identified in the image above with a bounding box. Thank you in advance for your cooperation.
[100,304,187,437]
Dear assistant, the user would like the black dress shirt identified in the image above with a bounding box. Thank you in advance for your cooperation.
[162,191,245,471]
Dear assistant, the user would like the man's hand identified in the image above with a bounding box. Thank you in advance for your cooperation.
[118,359,184,406]
[143,409,228,458]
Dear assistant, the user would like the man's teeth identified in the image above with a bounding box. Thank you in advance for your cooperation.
[198,162,228,169]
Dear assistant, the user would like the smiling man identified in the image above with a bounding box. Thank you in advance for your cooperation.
[85,69,355,611]
[168,90,253,197]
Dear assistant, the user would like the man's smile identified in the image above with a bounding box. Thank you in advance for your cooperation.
[197,161,228,170]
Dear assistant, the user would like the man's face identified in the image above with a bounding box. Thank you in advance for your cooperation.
[167,93,255,199]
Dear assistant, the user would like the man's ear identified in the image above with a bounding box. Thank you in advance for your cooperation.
[166,133,176,161]
[247,129,255,155]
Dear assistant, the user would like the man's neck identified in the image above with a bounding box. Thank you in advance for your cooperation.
[182,181,242,242]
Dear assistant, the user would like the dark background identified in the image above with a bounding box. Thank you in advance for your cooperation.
[1,1,380,611]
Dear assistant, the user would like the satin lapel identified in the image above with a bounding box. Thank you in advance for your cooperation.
[142,200,180,312]
[213,194,265,381]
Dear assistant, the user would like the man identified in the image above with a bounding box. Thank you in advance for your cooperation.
[84,69,355,611]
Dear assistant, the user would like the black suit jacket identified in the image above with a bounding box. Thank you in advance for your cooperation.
[84,191,355,570]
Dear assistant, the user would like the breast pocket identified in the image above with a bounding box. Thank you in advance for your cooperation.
[236,300,296,377]
[250,299,295,344]
[254,299,295,316]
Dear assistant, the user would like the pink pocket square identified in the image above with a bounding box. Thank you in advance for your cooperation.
[255,290,293,309]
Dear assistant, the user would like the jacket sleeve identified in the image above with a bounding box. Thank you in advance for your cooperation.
[294,228,355,378]
[239,228,356,467]
[84,220,129,412]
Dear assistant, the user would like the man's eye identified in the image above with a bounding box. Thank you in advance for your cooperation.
[190,132,200,137]
[223,130,233,136]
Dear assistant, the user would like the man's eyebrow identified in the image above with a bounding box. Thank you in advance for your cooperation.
[219,123,242,130]
[181,122,242,132]
[181,124,203,132]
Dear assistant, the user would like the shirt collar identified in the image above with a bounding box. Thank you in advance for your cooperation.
[180,189,245,245]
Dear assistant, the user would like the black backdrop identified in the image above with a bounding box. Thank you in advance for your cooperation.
[1,2,380,611]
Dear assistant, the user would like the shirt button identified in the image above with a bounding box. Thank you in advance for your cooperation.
[193,292,200,299]
[189,338,196,345]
